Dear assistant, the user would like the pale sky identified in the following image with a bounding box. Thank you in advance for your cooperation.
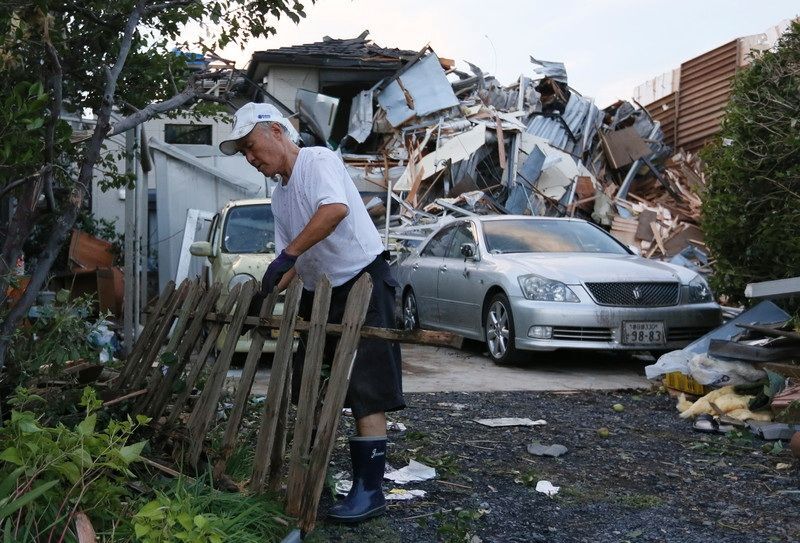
[202,0,798,107]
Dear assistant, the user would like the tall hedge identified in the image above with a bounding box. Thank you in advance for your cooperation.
[701,21,800,305]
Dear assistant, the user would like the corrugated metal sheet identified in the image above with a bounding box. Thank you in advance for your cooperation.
[644,92,677,149]
[675,40,739,152]
[525,91,602,157]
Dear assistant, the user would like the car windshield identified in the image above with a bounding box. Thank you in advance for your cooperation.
[222,204,275,253]
[482,219,629,255]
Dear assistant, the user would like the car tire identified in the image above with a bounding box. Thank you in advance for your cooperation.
[403,289,420,331]
[484,293,520,365]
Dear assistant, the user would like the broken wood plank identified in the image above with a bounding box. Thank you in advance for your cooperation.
[297,274,373,533]
[202,313,461,348]
[117,281,176,387]
[213,288,279,480]
[286,276,333,516]
[736,323,800,342]
[650,221,667,255]
[128,280,190,390]
[185,280,256,468]
[162,285,242,431]
[249,279,304,492]
[145,283,223,421]
[137,280,205,412]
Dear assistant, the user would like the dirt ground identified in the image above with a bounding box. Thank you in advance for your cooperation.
[306,389,799,543]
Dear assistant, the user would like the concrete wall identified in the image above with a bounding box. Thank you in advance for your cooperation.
[266,66,319,111]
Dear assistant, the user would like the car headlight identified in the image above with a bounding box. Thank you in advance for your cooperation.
[687,275,713,303]
[228,273,256,291]
[518,274,579,302]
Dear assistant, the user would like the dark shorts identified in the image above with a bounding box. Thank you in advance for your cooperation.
[292,253,405,419]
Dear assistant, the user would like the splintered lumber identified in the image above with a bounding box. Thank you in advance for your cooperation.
[249,279,304,492]
[185,280,256,467]
[286,276,333,516]
[162,284,242,432]
[136,281,205,412]
[117,280,175,387]
[129,280,190,390]
[298,274,373,533]
[145,283,222,421]
[212,288,279,480]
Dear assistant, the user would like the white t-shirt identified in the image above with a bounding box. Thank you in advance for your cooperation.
[272,147,384,290]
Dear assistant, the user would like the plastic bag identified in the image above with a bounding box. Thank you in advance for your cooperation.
[644,349,691,379]
[687,354,766,387]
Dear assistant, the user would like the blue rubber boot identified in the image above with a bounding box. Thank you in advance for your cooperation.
[328,436,387,523]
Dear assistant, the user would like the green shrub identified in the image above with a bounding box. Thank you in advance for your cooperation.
[0,387,149,541]
[701,21,800,304]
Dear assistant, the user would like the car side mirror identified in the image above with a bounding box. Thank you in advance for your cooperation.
[461,242,478,260]
[190,241,214,258]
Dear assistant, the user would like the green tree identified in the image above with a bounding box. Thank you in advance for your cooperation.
[701,21,800,304]
[0,1,308,370]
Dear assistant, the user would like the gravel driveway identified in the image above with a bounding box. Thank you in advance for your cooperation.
[307,389,799,543]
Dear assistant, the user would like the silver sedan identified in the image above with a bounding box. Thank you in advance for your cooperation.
[396,216,722,365]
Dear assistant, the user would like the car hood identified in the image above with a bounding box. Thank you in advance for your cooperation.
[488,253,693,284]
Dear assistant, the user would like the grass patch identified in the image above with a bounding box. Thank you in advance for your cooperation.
[306,516,402,543]
[617,493,664,509]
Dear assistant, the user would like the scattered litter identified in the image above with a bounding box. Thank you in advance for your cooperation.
[385,488,427,501]
[342,408,353,417]
[474,417,547,427]
[384,459,437,484]
[776,463,791,470]
[535,480,560,497]
[527,443,568,457]
[437,402,467,410]
[387,421,407,432]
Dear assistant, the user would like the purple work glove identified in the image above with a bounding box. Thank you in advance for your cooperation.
[260,250,297,295]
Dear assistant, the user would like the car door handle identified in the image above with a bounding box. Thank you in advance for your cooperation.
[439,264,447,272]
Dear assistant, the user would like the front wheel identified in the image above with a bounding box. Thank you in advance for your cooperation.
[484,293,520,365]
[403,289,420,331]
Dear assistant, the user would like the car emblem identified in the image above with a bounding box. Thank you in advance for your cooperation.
[632,287,642,301]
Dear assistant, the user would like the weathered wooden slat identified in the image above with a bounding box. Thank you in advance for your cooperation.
[202,313,461,348]
[162,284,242,431]
[286,276,332,516]
[146,283,223,421]
[117,281,176,388]
[128,280,190,391]
[212,288,279,479]
[136,280,205,413]
[297,274,373,533]
[249,279,304,492]
[186,280,256,468]
[267,371,292,493]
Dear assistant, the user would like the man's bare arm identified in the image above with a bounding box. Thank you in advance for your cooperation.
[285,203,348,256]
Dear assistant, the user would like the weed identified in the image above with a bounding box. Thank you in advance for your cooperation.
[617,493,664,509]
[512,468,541,487]
[416,453,460,477]
[435,508,484,543]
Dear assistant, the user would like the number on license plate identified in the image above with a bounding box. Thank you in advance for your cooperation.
[622,322,665,345]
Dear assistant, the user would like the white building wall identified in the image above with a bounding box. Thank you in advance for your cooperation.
[266,66,319,111]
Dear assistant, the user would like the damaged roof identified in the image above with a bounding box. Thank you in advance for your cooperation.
[248,30,418,71]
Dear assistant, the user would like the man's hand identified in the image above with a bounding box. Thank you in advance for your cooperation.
[260,250,297,295]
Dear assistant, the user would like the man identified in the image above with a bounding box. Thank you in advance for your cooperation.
[220,102,404,523]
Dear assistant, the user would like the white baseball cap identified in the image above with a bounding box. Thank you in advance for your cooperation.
[219,102,299,155]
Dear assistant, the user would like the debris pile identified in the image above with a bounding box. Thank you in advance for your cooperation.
[331,47,706,266]
[646,300,800,438]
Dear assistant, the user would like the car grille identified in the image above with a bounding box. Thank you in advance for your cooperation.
[552,327,613,341]
[584,282,680,307]
[668,326,714,342]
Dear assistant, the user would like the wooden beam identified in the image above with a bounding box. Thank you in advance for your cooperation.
[745,277,800,299]
[201,313,461,348]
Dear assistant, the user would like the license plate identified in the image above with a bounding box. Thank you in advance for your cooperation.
[622,321,665,345]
